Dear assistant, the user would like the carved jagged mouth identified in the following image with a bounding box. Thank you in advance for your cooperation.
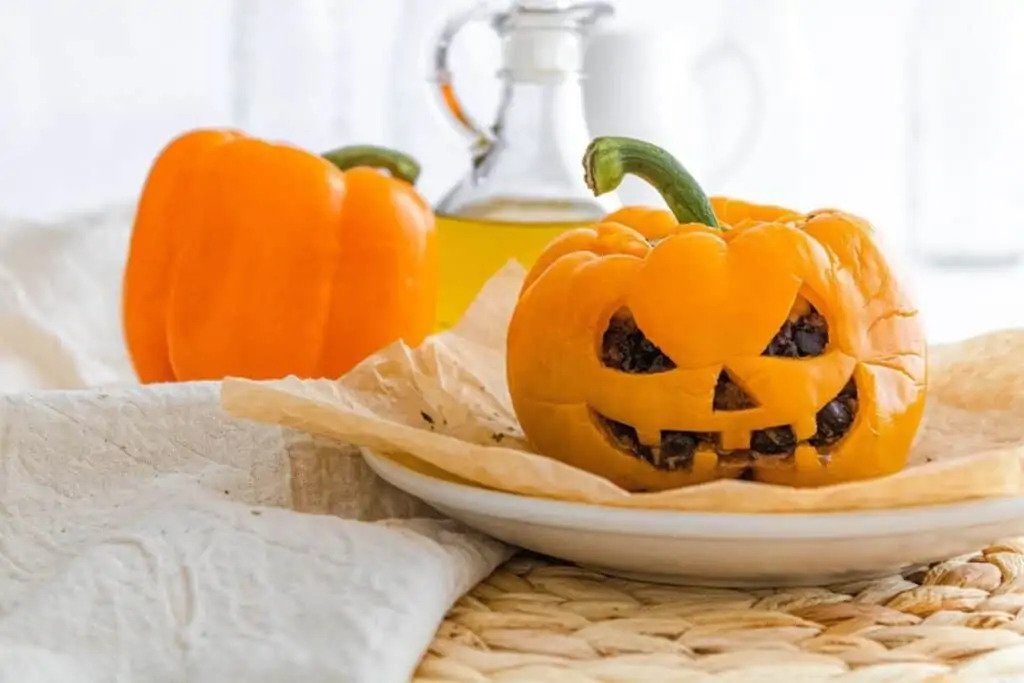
[594,379,858,472]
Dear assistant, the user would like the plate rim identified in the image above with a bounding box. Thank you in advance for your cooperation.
[362,449,1024,540]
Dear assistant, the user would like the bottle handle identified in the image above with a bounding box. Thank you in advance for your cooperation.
[693,38,765,185]
[432,4,505,159]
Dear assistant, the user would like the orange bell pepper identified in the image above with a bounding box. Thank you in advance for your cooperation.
[508,137,926,490]
[123,129,436,382]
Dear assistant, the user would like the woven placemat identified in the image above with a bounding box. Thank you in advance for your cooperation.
[415,539,1024,682]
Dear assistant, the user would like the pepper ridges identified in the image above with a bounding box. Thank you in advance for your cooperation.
[123,129,437,382]
[506,136,926,490]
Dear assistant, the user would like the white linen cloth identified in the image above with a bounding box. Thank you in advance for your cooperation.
[0,208,135,392]
[0,209,512,683]
[0,205,511,682]
[0,382,509,682]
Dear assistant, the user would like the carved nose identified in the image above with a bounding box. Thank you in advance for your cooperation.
[712,370,758,411]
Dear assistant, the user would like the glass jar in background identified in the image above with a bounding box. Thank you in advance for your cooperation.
[430,0,618,329]
[907,0,1024,268]
[386,0,493,203]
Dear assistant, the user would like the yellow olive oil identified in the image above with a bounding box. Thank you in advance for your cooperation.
[435,214,592,330]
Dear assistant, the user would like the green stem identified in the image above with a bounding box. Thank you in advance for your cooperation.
[583,136,720,228]
[322,145,420,185]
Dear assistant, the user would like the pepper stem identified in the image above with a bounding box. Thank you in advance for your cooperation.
[583,136,720,228]
[322,145,420,185]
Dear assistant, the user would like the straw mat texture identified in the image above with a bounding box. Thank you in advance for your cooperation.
[416,540,1024,682]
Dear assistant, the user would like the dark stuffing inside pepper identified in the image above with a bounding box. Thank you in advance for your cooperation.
[597,302,858,472]
[600,308,675,373]
[762,302,829,358]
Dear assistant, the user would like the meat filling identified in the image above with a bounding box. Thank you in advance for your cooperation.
[763,302,829,358]
[809,379,858,448]
[713,371,758,410]
[596,299,858,472]
[601,309,675,373]
[596,379,859,471]
[600,415,710,471]
[750,426,797,454]
[604,300,829,373]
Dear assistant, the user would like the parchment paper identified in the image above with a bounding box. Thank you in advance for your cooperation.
[223,264,1024,513]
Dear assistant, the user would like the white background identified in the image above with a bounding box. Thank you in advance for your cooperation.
[0,0,1021,342]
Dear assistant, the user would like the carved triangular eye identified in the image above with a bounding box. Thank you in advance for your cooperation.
[762,298,829,358]
[713,370,758,410]
[601,308,676,373]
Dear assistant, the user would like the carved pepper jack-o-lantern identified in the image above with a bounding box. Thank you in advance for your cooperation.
[507,137,927,490]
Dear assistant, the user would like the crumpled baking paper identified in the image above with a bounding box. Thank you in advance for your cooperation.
[0,382,508,683]
[223,263,1024,513]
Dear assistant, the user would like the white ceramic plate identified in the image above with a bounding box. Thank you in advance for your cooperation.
[363,450,1024,587]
